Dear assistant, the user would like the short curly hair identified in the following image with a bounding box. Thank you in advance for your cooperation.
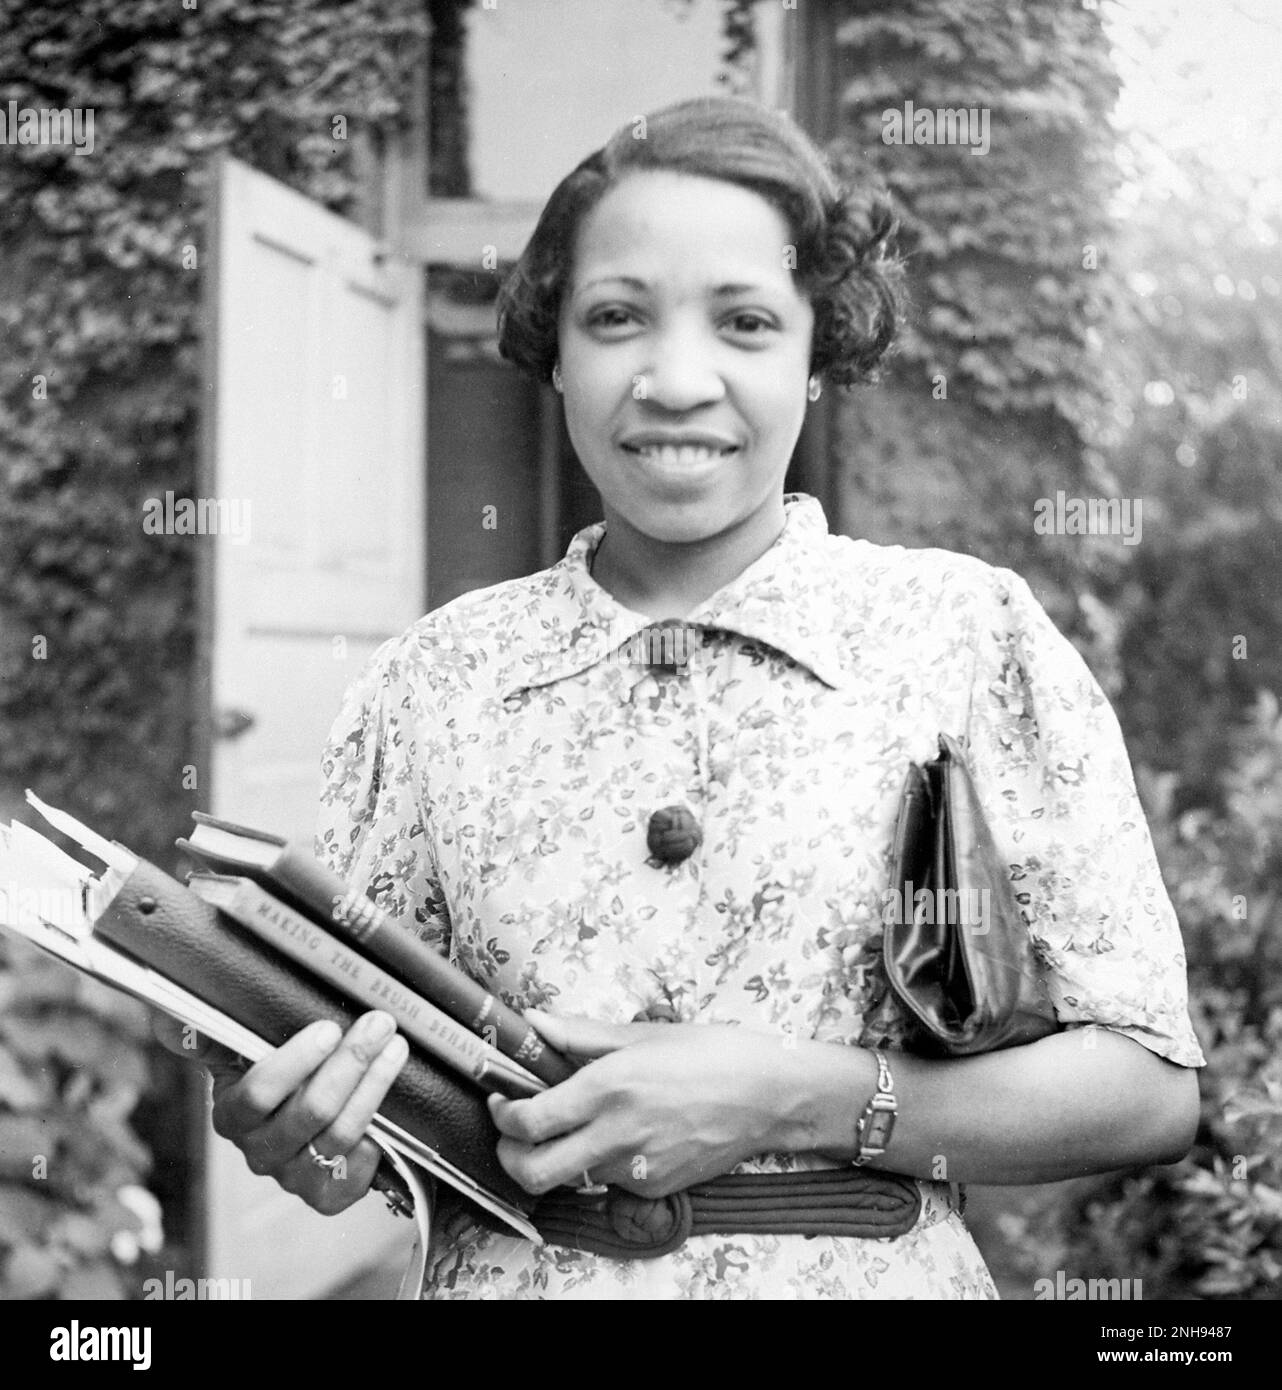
[496,96,905,389]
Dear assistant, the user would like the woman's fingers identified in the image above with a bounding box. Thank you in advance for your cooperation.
[210,1019,344,1142]
[243,1021,408,1174]
[495,1129,614,1196]
[272,1034,410,1214]
[486,1045,628,1146]
[275,1134,386,1216]
[525,1010,655,1059]
[489,1067,636,1195]
[157,1005,412,1217]
[208,1013,410,1216]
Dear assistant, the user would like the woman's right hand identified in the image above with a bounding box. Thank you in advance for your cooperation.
[152,1010,408,1216]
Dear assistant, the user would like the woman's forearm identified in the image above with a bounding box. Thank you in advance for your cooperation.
[768,1029,1200,1185]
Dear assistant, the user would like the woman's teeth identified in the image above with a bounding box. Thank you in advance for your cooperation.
[625,444,735,466]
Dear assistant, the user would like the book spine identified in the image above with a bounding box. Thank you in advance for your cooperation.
[212,880,542,1100]
[274,850,576,1086]
[92,858,534,1214]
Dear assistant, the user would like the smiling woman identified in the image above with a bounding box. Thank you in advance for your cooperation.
[161,96,1203,1302]
[555,170,814,612]
[496,98,902,614]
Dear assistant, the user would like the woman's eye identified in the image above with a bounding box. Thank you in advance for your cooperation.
[725,312,776,337]
[586,306,638,331]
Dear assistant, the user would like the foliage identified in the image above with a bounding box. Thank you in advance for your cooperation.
[996,81,1282,1302]
[0,0,426,1299]
[0,939,161,1298]
[1100,151,1282,810]
[1000,695,1282,1300]
[827,0,1126,644]
[716,0,758,94]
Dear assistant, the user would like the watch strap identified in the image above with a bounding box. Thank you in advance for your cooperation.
[853,1046,897,1166]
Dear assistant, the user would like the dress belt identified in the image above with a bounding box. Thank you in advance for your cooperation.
[530,1167,923,1260]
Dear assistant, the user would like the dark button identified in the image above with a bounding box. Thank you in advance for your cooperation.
[646,805,702,864]
[137,897,157,915]
[634,619,699,674]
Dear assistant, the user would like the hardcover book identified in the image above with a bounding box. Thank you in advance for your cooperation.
[0,793,541,1244]
[178,813,575,1086]
[186,871,544,1099]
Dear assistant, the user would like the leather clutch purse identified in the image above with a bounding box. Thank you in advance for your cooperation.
[883,733,1060,1056]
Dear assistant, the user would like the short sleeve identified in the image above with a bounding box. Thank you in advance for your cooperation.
[316,642,453,955]
[964,567,1204,1067]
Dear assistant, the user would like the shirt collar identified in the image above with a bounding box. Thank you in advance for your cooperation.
[497,493,850,698]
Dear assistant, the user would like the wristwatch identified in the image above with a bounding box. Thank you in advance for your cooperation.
[852,1047,897,1166]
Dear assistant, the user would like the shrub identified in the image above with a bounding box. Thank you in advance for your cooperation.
[1001,693,1282,1300]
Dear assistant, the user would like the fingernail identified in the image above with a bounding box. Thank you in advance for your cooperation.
[381,1035,408,1067]
[356,1011,396,1046]
[313,1021,343,1051]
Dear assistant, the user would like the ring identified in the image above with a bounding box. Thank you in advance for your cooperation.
[307,1141,346,1176]
[574,1170,609,1196]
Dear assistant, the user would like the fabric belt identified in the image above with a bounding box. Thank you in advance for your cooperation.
[530,1167,923,1260]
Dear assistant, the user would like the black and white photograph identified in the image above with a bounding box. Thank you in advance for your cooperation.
[0,0,1279,1336]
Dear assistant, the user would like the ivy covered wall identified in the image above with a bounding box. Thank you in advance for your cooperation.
[0,0,427,1299]
[824,0,1123,647]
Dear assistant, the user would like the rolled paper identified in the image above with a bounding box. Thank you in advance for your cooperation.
[646,805,702,864]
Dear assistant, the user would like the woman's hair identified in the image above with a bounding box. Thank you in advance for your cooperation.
[496,96,905,389]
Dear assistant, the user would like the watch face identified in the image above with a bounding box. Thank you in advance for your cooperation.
[865,1111,896,1150]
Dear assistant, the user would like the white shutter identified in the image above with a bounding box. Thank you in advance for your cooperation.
[202,154,421,1298]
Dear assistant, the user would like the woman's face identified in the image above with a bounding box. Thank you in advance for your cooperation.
[557,169,815,546]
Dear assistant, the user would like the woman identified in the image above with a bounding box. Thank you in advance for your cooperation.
[171,97,1202,1299]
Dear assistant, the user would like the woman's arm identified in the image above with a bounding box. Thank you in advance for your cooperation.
[776,1027,1199,1184]
[488,1017,1199,1196]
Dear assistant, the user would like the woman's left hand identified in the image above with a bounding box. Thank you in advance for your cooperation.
[488,1013,802,1198]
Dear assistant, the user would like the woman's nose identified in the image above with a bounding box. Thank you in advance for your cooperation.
[640,331,726,412]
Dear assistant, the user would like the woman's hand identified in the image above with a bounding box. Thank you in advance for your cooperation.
[488,1013,804,1198]
[489,1015,1200,1195]
[152,1010,408,1216]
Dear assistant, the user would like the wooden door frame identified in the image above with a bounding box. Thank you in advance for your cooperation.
[190,149,225,1282]
[785,1,837,512]
[193,150,426,1291]
[379,51,566,569]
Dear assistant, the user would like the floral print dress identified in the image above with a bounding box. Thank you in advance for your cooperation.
[317,492,1203,1300]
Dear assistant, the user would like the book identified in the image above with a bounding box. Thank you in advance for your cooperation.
[0,793,540,1242]
[187,872,544,1100]
[178,813,576,1086]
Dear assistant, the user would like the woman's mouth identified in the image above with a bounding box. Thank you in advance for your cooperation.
[620,442,738,467]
